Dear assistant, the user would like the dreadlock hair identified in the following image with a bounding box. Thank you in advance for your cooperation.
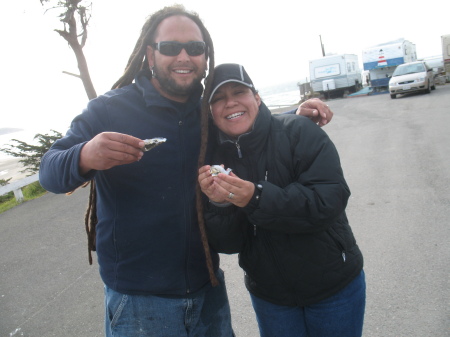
[84,4,219,286]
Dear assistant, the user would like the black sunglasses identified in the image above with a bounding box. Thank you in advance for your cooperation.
[152,41,206,56]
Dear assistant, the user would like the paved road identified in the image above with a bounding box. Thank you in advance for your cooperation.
[1,85,449,336]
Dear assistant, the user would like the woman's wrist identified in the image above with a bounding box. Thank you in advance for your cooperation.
[209,200,233,207]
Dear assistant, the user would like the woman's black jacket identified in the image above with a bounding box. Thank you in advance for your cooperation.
[204,102,364,306]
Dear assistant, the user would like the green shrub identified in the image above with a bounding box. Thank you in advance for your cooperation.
[0,191,14,203]
[0,197,16,213]
[23,181,47,199]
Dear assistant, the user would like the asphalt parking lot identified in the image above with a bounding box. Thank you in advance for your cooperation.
[1,84,450,337]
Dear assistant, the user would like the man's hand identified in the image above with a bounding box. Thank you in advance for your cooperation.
[79,132,144,175]
[296,98,333,127]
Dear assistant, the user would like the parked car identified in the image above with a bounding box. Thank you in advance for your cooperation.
[388,61,436,99]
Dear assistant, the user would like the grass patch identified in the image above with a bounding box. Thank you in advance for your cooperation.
[0,181,47,214]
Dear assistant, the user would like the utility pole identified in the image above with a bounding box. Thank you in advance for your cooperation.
[319,35,325,57]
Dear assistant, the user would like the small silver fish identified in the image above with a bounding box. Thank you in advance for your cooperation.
[210,165,232,176]
[142,137,167,151]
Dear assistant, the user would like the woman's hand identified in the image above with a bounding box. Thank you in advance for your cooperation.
[199,166,255,207]
[198,165,227,203]
[213,171,255,207]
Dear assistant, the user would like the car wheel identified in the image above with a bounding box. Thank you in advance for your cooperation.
[390,94,396,99]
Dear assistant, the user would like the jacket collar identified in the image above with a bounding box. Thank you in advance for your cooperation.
[216,102,272,157]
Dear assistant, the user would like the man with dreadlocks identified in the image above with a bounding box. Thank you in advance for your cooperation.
[39,4,332,337]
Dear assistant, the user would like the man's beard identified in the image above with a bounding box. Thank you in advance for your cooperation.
[153,65,204,98]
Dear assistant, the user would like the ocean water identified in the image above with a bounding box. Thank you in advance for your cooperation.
[0,82,302,161]
[259,80,303,108]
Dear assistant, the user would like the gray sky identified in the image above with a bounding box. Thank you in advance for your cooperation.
[2,0,449,132]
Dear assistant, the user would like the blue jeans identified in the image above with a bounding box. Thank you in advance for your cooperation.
[250,270,366,337]
[104,269,234,337]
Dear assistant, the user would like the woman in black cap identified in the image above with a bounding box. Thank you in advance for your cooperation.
[198,63,366,337]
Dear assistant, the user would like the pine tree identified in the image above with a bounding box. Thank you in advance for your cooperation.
[0,130,63,175]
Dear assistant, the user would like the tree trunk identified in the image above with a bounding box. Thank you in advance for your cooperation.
[53,2,97,100]
[71,43,97,100]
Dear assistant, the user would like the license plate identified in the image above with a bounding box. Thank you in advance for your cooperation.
[403,85,411,90]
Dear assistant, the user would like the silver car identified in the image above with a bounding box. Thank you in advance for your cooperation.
[388,61,436,99]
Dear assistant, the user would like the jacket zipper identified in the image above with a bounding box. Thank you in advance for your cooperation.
[328,227,347,262]
[253,170,268,237]
[179,113,191,294]
[235,142,242,158]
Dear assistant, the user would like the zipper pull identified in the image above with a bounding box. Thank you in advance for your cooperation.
[236,142,242,158]
[254,224,257,236]
[342,251,346,262]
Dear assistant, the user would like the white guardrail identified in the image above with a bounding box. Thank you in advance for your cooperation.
[0,173,39,202]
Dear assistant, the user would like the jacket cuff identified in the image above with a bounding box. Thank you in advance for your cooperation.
[207,200,237,215]
[209,200,233,208]
[243,183,263,214]
[74,142,97,181]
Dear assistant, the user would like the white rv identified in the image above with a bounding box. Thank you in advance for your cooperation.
[362,38,416,90]
[309,54,362,98]
[420,55,444,74]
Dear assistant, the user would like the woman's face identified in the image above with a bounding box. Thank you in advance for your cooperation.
[210,82,261,139]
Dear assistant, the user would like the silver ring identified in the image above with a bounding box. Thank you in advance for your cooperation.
[228,192,234,199]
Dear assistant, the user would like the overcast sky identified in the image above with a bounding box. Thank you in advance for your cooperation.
[2,0,449,132]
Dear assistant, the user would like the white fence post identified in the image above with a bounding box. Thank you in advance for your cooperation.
[13,189,24,203]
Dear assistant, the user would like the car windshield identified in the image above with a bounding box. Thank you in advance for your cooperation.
[392,63,425,76]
